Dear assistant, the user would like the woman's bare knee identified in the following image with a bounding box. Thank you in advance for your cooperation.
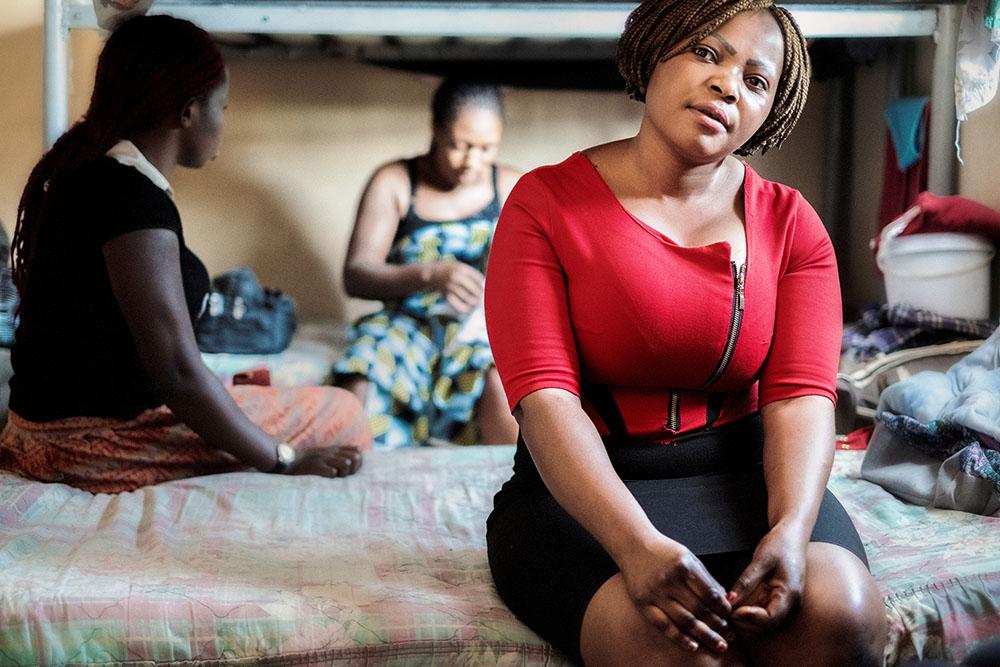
[581,574,745,667]
[749,543,885,666]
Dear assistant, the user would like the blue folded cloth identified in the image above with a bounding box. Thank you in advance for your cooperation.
[885,97,929,171]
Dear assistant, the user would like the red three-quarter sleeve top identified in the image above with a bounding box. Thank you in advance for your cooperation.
[484,152,842,442]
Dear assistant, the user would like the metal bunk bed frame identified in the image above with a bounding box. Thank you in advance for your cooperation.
[44,0,962,194]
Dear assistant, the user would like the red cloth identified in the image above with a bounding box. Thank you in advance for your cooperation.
[484,153,842,442]
[901,191,1000,240]
[836,425,874,451]
[878,102,929,230]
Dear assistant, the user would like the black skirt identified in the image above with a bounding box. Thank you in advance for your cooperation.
[486,414,867,664]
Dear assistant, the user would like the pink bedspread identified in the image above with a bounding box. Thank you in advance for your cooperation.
[0,447,997,665]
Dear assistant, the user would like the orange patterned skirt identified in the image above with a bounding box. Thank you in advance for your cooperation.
[0,386,371,493]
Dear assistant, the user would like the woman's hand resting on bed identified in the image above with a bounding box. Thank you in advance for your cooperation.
[287,445,364,478]
[619,534,733,654]
[726,524,807,633]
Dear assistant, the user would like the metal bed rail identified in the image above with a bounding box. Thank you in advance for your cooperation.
[43,0,960,193]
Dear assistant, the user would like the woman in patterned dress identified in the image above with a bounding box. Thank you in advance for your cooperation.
[335,80,521,448]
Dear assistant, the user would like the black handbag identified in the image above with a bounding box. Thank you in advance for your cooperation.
[195,266,297,354]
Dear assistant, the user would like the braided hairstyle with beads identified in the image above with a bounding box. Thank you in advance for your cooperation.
[617,0,809,156]
[12,14,225,294]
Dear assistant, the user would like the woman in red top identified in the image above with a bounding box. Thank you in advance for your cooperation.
[484,0,885,664]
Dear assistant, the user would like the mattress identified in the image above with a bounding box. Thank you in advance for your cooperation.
[0,447,997,666]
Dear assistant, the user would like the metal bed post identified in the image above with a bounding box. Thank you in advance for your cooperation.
[928,2,961,196]
[43,0,71,150]
[47,0,959,190]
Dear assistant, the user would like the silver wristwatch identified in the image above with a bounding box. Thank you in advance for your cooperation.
[268,442,296,474]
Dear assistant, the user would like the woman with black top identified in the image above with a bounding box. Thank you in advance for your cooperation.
[0,15,369,493]
[334,80,521,447]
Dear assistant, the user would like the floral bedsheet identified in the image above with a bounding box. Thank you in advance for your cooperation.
[0,447,997,666]
[829,451,1000,664]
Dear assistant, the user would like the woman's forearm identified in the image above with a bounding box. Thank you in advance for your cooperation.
[518,389,665,563]
[102,231,281,471]
[343,260,435,300]
[760,395,836,540]
[154,355,279,471]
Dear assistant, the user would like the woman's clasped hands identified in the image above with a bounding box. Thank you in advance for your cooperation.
[621,526,808,655]
[620,535,733,654]
[727,524,807,634]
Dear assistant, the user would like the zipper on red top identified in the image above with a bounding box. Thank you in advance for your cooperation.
[698,261,746,391]
[664,262,746,433]
[664,389,681,433]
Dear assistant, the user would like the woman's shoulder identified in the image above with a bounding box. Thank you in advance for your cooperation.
[743,163,824,229]
[511,152,595,196]
[366,158,412,191]
[578,139,628,167]
[498,154,609,236]
[495,163,523,202]
[77,158,181,241]
[743,163,831,255]
[743,163,813,214]
[360,158,413,216]
[54,157,175,233]
[65,156,163,197]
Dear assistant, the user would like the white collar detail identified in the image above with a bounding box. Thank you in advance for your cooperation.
[105,140,174,197]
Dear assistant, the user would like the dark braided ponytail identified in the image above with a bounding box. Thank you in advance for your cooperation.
[616,0,810,155]
[12,14,225,293]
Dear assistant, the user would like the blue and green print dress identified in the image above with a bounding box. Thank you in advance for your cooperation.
[334,160,501,448]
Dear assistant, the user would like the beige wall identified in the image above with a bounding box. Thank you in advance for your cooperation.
[846,58,893,312]
[0,12,101,250]
[958,99,1000,213]
[958,94,1000,318]
[178,58,651,322]
[4,5,994,323]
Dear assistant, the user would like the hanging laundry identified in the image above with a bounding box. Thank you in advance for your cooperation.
[878,98,929,229]
[955,0,1000,158]
[956,0,1000,121]
[886,98,930,171]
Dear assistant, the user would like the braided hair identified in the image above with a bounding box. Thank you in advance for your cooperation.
[12,14,225,293]
[617,0,810,156]
[431,79,505,129]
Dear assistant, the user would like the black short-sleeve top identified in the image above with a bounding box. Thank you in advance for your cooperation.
[9,156,211,422]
